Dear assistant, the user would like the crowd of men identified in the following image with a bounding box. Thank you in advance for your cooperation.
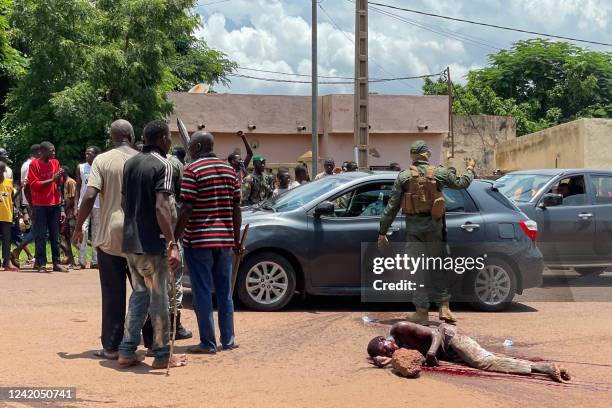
[0,120,364,369]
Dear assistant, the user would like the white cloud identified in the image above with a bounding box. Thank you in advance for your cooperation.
[195,0,611,95]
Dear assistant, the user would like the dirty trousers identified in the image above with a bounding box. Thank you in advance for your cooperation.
[449,333,532,374]
[119,253,170,361]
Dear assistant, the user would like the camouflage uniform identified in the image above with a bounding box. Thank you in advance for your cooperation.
[379,141,475,312]
[167,154,185,314]
[242,172,273,205]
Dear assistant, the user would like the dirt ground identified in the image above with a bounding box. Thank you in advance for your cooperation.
[1,268,611,408]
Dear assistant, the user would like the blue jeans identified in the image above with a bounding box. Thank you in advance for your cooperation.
[119,253,170,362]
[32,205,61,267]
[184,247,235,351]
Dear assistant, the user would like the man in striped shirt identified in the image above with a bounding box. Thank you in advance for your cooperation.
[175,131,242,354]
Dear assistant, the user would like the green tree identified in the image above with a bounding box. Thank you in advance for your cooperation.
[3,0,235,169]
[0,0,25,116]
[424,39,612,135]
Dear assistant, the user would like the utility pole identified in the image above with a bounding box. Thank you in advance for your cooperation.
[311,0,319,177]
[445,66,454,158]
[354,0,369,170]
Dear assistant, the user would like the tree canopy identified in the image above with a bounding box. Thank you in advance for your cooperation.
[2,0,235,169]
[424,39,612,135]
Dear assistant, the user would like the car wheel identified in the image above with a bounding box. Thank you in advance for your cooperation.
[468,258,516,312]
[575,267,607,276]
[237,252,296,311]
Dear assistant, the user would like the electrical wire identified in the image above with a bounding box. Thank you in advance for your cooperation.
[369,1,612,47]
[236,66,442,81]
[318,2,423,93]
[229,71,442,84]
[195,0,232,7]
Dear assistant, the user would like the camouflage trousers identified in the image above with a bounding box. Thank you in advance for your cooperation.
[168,241,184,314]
[445,326,532,374]
[119,253,170,362]
[406,229,451,309]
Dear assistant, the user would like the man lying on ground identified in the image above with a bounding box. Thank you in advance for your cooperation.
[367,321,571,383]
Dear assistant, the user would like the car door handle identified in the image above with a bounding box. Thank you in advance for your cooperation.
[460,223,480,232]
[578,212,593,220]
[386,227,400,236]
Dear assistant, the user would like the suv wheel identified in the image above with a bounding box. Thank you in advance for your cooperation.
[237,252,296,311]
[469,258,516,312]
[575,267,607,276]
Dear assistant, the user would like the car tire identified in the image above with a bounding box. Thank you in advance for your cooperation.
[575,267,607,277]
[468,258,516,312]
[237,252,297,311]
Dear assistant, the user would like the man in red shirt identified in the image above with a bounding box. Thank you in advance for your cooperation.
[27,141,66,273]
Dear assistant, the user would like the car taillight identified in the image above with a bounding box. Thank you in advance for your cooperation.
[519,219,537,241]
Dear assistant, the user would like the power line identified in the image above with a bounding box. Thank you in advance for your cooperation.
[318,2,423,93]
[236,66,442,81]
[451,81,488,154]
[367,3,502,52]
[369,1,612,47]
[195,0,232,6]
[229,71,443,84]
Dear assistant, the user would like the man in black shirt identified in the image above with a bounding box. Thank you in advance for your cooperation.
[118,121,186,369]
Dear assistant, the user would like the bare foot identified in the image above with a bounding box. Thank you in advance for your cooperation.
[548,363,563,383]
[118,353,145,367]
[559,366,571,381]
[152,354,187,369]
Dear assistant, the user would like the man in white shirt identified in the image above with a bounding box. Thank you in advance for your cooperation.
[75,146,101,269]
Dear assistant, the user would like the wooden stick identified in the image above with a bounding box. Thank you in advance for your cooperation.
[231,224,250,293]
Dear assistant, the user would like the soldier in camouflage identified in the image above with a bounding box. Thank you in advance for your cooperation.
[241,155,273,205]
[378,140,476,325]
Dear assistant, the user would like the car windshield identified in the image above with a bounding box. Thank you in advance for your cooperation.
[494,174,554,202]
[262,176,353,212]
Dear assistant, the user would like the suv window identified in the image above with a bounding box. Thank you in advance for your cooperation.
[590,175,612,204]
[332,183,393,217]
[547,175,587,206]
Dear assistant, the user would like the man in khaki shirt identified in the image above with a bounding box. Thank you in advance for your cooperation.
[72,119,153,360]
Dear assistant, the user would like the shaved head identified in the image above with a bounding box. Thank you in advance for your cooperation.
[189,131,214,158]
[110,119,134,146]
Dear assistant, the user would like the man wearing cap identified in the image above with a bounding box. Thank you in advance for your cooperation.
[378,140,476,325]
[0,148,13,180]
[315,159,335,180]
[241,155,273,206]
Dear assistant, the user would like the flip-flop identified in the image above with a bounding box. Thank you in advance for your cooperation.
[118,353,145,367]
[94,349,119,360]
[186,345,216,354]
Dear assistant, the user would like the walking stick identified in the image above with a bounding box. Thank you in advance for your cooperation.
[166,269,178,376]
[232,224,250,293]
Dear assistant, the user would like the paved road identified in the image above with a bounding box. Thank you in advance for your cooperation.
[1,268,611,408]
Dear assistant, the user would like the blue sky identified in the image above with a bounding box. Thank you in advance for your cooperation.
[194,0,611,95]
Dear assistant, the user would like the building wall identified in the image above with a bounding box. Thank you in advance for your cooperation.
[495,120,588,171]
[444,115,516,175]
[583,119,612,169]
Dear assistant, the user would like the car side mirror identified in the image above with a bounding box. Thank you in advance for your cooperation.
[539,193,563,208]
[314,201,335,216]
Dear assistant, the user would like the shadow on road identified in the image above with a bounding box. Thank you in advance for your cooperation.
[181,291,537,314]
[541,274,612,288]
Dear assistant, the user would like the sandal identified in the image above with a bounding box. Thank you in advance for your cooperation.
[93,349,119,360]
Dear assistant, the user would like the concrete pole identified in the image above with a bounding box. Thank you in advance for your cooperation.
[311,0,319,178]
[354,0,369,170]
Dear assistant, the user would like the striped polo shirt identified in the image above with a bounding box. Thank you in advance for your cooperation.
[180,154,240,248]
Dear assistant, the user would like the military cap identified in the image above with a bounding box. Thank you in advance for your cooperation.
[410,140,431,154]
[252,154,266,162]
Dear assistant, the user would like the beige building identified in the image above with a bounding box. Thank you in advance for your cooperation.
[167,92,450,171]
[444,115,516,175]
[496,118,612,171]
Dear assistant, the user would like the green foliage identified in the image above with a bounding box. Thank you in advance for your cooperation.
[0,0,26,116]
[424,39,612,136]
[2,0,235,170]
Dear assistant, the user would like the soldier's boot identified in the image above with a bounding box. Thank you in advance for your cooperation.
[173,311,193,340]
[406,307,430,324]
[438,301,457,324]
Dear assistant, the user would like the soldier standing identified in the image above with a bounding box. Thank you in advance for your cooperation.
[378,140,476,324]
[241,155,273,205]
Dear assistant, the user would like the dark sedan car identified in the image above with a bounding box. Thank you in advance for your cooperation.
[495,169,612,276]
[233,172,543,312]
